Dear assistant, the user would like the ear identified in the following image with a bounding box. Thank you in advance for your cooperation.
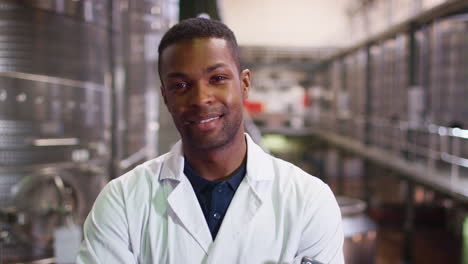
[240,69,251,100]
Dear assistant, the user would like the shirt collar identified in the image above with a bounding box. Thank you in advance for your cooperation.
[183,154,247,193]
[158,133,274,183]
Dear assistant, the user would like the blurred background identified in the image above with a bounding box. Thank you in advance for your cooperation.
[0,0,467,263]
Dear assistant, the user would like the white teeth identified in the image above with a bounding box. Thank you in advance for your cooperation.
[198,116,219,124]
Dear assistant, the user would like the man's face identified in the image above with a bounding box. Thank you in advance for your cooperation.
[160,37,250,151]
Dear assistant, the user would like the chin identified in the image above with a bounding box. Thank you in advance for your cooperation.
[184,129,241,151]
[187,135,230,151]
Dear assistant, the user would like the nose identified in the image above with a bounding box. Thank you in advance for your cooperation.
[188,81,214,107]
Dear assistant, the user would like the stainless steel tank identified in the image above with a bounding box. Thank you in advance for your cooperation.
[338,196,377,264]
[0,0,178,261]
[0,0,111,262]
[115,0,164,174]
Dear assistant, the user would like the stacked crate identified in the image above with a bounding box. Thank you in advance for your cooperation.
[392,34,410,153]
[344,50,368,143]
[429,15,468,160]
[415,26,431,116]
[309,67,330,129]
[346,0,454,45]
[406,27,431,159]
[319,64,332,131]
[369,44,385,149]
[380,38,396,150]
[429,16,468,129]
[368,35,409,152]
[343,55,356,140]
[328,60,344,134]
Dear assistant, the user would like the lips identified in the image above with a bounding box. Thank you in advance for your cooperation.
[182,114,222,132]
[184,114,223,125]
[196,116,220,124]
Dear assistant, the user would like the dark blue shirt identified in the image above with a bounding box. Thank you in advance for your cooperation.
[184,157,247,240]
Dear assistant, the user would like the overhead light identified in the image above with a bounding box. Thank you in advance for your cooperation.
[151,6,161,14]
[34,138,79,146]
[451,127,468,139]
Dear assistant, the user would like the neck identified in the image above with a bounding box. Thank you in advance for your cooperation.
[183,132,247,181]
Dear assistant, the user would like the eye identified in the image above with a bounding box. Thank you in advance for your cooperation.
[170,82,189,90]
[210,75,228,84]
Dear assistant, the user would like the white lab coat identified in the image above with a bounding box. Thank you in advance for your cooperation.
[77,134,344,264]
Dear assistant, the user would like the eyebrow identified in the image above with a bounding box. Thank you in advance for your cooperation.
[166,72,187,79]
[165,63,228,79]
[205,63,228,73]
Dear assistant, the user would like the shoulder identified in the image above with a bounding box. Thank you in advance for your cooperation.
[246,134,327,195]
[246,135,331,207]
[266,154,339,221]
[264,157,343,262]
[269,155,330,197]
[119,151,172,186]
[101,152,171,206]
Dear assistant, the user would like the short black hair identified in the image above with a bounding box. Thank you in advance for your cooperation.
[157,18,241,75]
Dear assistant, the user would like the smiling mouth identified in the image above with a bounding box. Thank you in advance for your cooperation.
[185,115,223,125]
[198,116,219,123]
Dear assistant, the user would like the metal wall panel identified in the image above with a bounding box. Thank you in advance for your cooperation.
[0,0,179,260]
[112,0,168,175]
[0,0,111,261]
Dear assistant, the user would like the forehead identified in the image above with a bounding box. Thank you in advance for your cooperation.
[160,38,237,75]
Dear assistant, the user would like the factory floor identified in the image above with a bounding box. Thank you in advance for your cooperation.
[326,177,462,264]
[375,223,460,264]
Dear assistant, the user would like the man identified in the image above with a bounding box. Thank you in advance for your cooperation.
[77,18,344,264]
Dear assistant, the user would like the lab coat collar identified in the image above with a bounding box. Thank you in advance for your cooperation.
[159,140,185,182]
[159,133,274,254]
[159,133,274,183]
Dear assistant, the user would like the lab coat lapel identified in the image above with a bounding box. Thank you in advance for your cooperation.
[161,134,273,258]
[214,179,263,241]
[206,134,274,260]
[160,141,212,254]
[166,180,212,253]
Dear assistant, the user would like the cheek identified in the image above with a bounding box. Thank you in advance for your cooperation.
[220,86,243,105]
[165,96,184,114]
[165,104,182,123]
